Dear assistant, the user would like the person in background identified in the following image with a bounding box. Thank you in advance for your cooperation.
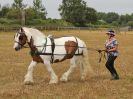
[105,30,119,80]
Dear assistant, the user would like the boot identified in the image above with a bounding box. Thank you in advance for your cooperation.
[111,73,119,80]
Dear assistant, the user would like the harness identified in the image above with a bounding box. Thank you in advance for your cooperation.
[49,37,55,63]
[35,36,82,63]
[15,35,105,63]
[75,37,80,55]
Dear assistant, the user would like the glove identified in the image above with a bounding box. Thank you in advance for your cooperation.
[105,49,109,53]
[97,49,102,53]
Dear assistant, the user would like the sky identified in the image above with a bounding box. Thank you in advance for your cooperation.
[0,0,133,19]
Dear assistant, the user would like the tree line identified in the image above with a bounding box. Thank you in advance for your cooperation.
[0,0,133,28]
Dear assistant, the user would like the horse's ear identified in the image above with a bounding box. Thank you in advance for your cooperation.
[29,36,34,46]
[20,27,24,33]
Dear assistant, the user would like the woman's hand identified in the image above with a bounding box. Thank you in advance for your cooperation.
[108,46,118,52]
[105,49,109,53]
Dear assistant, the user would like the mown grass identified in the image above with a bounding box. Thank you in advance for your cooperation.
[0,30,133,99]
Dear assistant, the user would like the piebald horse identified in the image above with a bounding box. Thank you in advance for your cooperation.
[13,27,93,84]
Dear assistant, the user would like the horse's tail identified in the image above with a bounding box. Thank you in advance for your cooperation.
[81,42,94,79]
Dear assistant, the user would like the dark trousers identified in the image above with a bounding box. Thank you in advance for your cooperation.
[105,55,119,79]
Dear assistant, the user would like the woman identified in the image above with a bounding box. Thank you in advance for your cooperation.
[105,30,119,80]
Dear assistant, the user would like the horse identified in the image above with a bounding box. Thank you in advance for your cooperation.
[13,27,94,84]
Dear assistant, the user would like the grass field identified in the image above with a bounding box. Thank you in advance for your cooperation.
[0,30,133,99]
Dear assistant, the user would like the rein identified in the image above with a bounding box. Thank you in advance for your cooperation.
[98,50,106,63]
[15,40,106,63]
[14,41,29,48]
[33,44,106,63]
[15,35,106,63]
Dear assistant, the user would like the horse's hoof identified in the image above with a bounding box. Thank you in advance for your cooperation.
[81,77,86,81]
[60,77,68,82]
[49,81,58,84]
[24,81,34,85]
[49,80,58,84]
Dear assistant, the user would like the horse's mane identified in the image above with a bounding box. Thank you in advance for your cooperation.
[23,27,46,38]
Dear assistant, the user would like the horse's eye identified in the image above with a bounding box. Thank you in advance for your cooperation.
[19,36,23,40]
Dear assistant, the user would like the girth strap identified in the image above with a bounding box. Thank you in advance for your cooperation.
[49,37,55,63]
[75,37,79,54]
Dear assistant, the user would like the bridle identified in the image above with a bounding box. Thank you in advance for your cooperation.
[14,32,29,48]
[14,41,28,48]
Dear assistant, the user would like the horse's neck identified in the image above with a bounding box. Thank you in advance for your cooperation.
[31,34,46,46]
[28,36,46,52]
[28,38,37,52]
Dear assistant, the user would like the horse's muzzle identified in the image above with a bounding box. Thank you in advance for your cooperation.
[15,46,21,51]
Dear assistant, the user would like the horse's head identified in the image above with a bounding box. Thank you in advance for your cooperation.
[13,27,27,51]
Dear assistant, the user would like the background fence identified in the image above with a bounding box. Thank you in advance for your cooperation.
[0,26,132,32]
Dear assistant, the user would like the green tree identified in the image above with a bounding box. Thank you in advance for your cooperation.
[6,8,20,19]
[85,7,97,24]
[105,12,119,23]
[25,7,36,20]
[33,0,47,19]
[131,13,133,20]
[12,0,26,9]
[128,21,133,28]
[97,12,107,21]
[7,0,27,25]
[119,14,132,26]
[59,0,97,26]
[0,5,10,17]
